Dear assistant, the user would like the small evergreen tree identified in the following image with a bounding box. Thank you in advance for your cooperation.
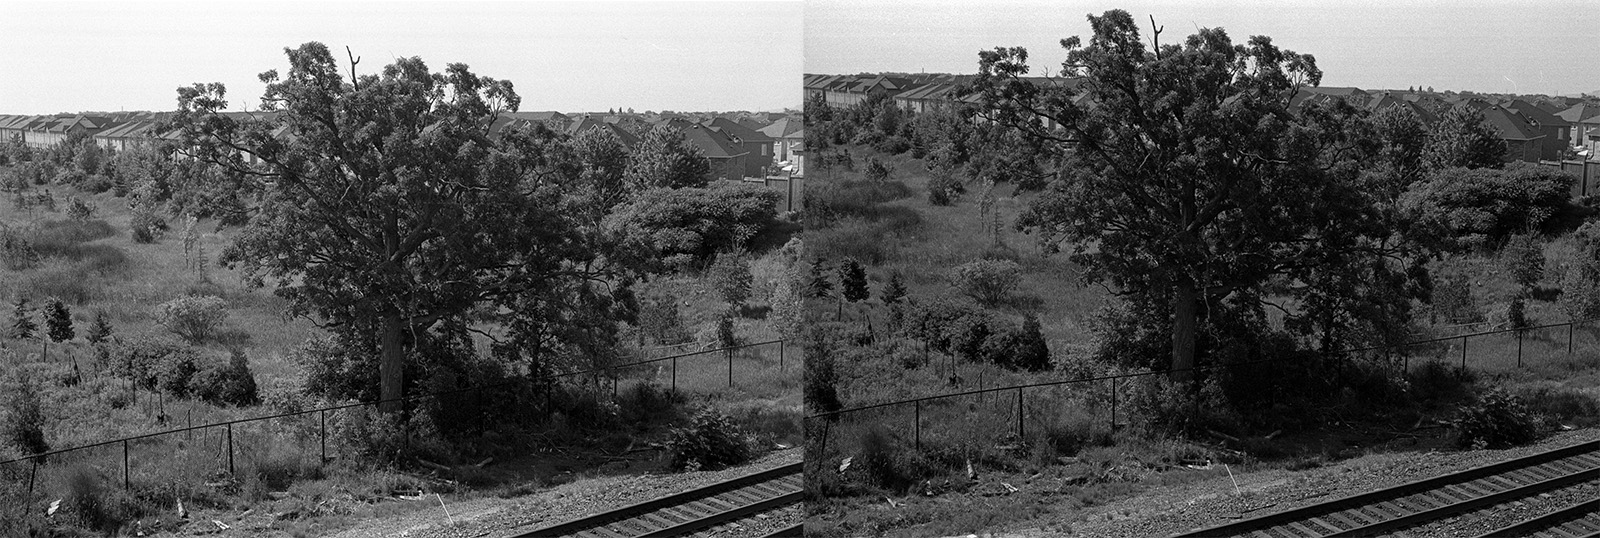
[9,297,36,340]
[839,259,869,303]
[806,257,834,299]
[882,272,907,304]
[86,310,113,344]
[45,297,74,344]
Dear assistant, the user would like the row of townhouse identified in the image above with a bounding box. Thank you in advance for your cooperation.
[806,72,1600,166]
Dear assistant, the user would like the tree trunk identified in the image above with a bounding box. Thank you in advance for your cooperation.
[379,311,405,414]
[1170,279,1197,383]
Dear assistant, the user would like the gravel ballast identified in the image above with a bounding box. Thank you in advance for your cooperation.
[1010,429,1600,538]
[323,448,800,538]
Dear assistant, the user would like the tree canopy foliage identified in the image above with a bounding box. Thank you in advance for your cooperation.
[171,42,630,412]
[972,10,1437,378]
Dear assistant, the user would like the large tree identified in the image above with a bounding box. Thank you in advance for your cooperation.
[172,43,603,413]
[973,10,1425,380]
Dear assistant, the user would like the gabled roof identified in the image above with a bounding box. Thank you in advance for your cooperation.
[1557,103,1600,124]
[567,116,639,148]
[1502,99,1570,128]
[662,119,747,159]
[1479,105,1544,141]
[758,118,802,138]
[702,117,772,143]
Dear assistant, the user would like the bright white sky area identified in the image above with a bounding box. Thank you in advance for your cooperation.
[1,0,802,115]
[807,0,1600,97]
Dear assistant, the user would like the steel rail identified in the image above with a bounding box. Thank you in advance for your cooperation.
[1172,441,1600,537]
[510,461,803,537]
[1472,497,1600,538]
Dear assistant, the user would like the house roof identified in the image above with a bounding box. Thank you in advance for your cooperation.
[1503,99,1570,128]
[702,117,773,143]
[1557,103,1600,124]
[662,119,747,159]
[758,118,802,138]
[1479,105,1545,141]
[567,116,639,148]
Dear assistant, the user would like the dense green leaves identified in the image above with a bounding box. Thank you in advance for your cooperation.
[625,124,711,192]
[974,10,1436,374]
[1400,164,1575,247]
[172,42,622,412]
[605,183,780,270]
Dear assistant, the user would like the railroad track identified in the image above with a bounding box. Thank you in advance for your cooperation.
[1473,498,1600,538]
[510,462,802,537]
[1172,441,1600,537]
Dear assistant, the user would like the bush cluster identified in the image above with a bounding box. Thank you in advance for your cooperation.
[665,407,753,471]
[903,296,1051,371]
[1455,388,1539,449]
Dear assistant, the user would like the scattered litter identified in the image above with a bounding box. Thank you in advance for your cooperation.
[46,499,60,517]
[966,459,976,480]
[1000,482,1018,494]
[212,520,230,531]
[838,457,853,473]
[885,496,900,508]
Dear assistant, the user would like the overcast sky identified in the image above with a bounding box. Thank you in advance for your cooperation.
[807,0,1600,97]
[1,1,802,115]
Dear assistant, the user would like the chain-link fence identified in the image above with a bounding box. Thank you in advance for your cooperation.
[0,338,791,502]
[807,319,1600,460]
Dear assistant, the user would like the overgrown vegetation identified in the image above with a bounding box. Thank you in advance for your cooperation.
[801,9,1600,537]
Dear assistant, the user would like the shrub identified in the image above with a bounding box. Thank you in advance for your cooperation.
[1511,384,1600,429]
[1455,388,1539,449]
[854,426,928,492]
[982,314,1050,371]
[928,172,963,206]
[64,196,97,221]
[0,225,39,270]
[3,372,50,462]
[113,336,201,393]
[637,294,692,346]
[864,157,893,182]
[191,350,260,406]
[803,328,843,416]
[291,334,380,402]
[1502,232,1545,291]
[708,253,754,310]
[1401,164,1575,245]
[62,465,128,533]
[951,258,1022,306]
[154,295,227,343]
[665,407,753,471]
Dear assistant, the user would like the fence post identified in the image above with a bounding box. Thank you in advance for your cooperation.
[672,356,678,395]
[728,348,734,388]
[779,340,785,372]
[1016,387,1024,441]
[1569,322,1574,355]
[320,409,328,464]
[1461,335,1468,370]
[612,375,618,401]
[226,423,234,477]
[29,458,38,495]
[1517,330,1524,368]
[914,400,921,451]
[123,440,130,489]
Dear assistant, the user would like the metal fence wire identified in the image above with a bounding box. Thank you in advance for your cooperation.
[0,338,790,497]
[806,319,1600,457]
